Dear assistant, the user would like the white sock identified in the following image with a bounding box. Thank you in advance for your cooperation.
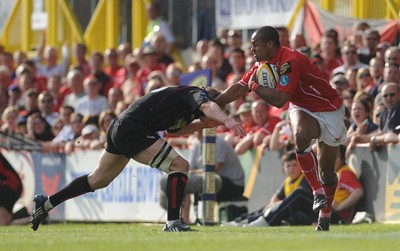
[167,219,181,226]
[44,197,54,212]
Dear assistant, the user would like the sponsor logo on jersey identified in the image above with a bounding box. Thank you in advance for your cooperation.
[279,75,290,86]
[279,62,291,75]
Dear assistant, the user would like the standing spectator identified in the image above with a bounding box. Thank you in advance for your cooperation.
[209,39,232,82]
[0,52,16,80]
[150,33,175,66]
[75,77,109,117]
[46,74,65,112]
[320,33,343,77]
[201,53,226,91]
[87,52,113,97]
[0,65,11,88]
[368,58,385,97]
[143,2,175,53]
[63,69,85,109]
[383,63,400,84]
[358,30,380,65]
[103,48,122,85]
[71,43,90,77]
[332,42,367,76]
[226,48,246,87]
[225,30,243,56]
[13,50,28,66]
[35,44,69,78]
[38,91,59,127]
[275,26,290,48]
[120,55,140,103]
[384,46,400,66]
[135,46,167,97]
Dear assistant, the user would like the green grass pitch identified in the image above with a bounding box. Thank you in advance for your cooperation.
[1,223,400,251]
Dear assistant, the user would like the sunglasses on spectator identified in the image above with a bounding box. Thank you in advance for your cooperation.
[360,73,371,78]
[344,51,357,55]
[383,93,396,98]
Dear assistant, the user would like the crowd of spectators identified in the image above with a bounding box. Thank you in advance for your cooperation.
[0,2,399,225]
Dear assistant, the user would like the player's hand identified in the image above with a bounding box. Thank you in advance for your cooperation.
[224,118,246,137]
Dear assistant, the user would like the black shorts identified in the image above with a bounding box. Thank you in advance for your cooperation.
[105,118,161,159]
[0,186,22,213]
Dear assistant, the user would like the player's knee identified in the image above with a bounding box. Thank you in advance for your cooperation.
[88,174,111,190]
[169,157,189,174]
[293,130,311,149]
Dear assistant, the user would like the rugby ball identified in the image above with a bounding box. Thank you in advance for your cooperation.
[256,63,279,89]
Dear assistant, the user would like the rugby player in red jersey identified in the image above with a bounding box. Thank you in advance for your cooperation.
[216,26,347,231]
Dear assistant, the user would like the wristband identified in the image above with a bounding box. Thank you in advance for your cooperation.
[249,81,259,91]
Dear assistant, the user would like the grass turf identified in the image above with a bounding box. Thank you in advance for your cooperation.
[1,222,400,251]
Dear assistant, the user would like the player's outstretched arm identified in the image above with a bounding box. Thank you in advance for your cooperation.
[214,84,249,107]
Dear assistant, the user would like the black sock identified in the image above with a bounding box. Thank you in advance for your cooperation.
[166,172,188,221]
[49,174,94,207]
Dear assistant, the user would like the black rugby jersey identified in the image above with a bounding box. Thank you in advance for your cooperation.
[118,86,210,133]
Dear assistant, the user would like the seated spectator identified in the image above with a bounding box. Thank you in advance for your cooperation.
[1,106,19,133]
[331,145,364,224]
[267,114,294,152]
[114,101,128,116]
[369,83,400,151]
[46,74,65,112]
[383,62,400,84]
[224,102,254,147]
[89,110,117,150]
[107,87,123,112]
[72,124,100,151]
[26,112,54,142]
[235,100,280,154]
[355,67,374,94]
[221,150,316,227]
[345,99,378,158]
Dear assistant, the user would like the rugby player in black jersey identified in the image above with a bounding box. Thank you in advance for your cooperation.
[30,85,246,232]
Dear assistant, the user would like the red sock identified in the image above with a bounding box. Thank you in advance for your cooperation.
[296,150,323,193]
[321,181,338,216]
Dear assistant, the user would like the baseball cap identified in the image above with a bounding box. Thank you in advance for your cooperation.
[142,46,158,55]
[236,102,252,115]
[330,74,348,85]
[81,125,99,136]
[24,88,38,97]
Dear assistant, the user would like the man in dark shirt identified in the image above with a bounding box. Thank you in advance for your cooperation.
[30,86,245,232]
